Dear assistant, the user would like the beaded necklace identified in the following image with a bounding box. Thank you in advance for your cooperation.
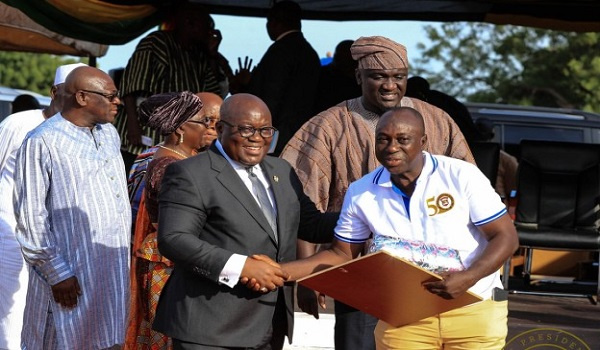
[157,144,190,159]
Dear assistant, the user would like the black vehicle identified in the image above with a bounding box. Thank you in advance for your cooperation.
[466,102,600,159]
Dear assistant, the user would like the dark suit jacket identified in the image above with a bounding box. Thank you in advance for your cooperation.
[153,144,337,347]
[248,31,321,154]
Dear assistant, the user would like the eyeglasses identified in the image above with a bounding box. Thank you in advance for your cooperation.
[219,120,277,138]
[80,89,120,103]
[187,117,219,128]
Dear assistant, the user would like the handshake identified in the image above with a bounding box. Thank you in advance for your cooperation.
[239,254,289,294]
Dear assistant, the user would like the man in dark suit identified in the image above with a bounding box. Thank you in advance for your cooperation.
[235,1,321,155]
[153,93,338,350]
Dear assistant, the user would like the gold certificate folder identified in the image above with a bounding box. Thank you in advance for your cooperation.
[297,250,483,327]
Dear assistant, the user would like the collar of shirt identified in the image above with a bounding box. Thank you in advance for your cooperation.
[355,96,414,130]
[372,152,436,188]
[214,139,274,203]
[276,29,300,41]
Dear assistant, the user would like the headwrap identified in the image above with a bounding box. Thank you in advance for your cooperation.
[139,91,203,135]
[350,36,409,70]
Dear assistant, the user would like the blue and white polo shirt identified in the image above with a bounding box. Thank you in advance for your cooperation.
[334,151,507,299]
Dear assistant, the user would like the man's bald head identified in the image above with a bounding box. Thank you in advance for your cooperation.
[196,92,223,118]
[217,93,273,166]
[62,66,119,128]
[376,107,425,137]
[64,66,114,94]
[375,107,427,179]
[220,93,271,125]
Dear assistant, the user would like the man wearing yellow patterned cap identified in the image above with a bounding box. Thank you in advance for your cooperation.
[280,36,474,350]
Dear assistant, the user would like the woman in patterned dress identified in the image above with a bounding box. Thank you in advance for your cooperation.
[126,91,222,350]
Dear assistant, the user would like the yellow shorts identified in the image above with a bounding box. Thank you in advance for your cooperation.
[374,299,508,350]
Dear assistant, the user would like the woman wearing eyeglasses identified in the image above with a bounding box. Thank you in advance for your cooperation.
[125,91,222,350]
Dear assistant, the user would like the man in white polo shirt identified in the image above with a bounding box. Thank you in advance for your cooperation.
[281,106,518,349]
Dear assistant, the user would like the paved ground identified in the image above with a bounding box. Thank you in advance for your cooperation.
[282,293,600,349]
[283,313,335,349]
[506,293,599,349]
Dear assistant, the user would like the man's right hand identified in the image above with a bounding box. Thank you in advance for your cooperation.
[240,256,289,293]
[51,276,82,308]
[296,284,327,319]
[235,56,253,76]
[229,56,253,94]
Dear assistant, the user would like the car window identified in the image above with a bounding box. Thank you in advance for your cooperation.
[503,124,585,144]
[0,101,11,121]
[466,102,600,161]
[0,87,50,123]
[498,124,586,160]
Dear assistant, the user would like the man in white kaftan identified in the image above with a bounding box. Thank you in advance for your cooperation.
[0,109,45,350]
[13,66,130,350]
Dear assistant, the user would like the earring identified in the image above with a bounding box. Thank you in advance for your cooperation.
[178,132,184,144]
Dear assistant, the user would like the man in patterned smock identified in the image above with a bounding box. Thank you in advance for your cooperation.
[14,66,131,350]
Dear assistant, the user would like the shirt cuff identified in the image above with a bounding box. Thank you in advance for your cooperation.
[36,255,75,286]
[219,254,247,288]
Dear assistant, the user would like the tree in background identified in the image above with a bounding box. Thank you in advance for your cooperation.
[0,52,84,95]
[412,23,600,112]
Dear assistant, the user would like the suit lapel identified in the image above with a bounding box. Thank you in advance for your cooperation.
[208,146,278,245]
[261,159,284,245]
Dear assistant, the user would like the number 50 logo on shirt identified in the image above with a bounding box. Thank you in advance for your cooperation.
[426,193,455,216]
